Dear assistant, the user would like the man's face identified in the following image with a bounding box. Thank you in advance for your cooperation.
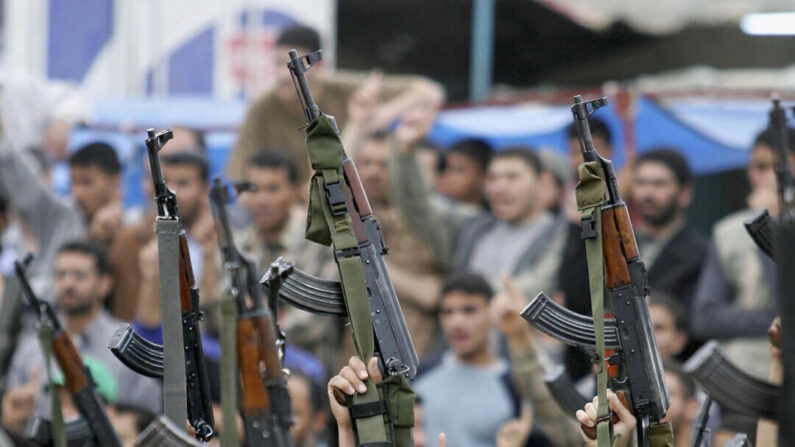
[748,144,777,193]
[633,161,689,228]
[649,303,686,360]
[356,138,390,203]
[438,291,491,360]
[440,152,484,203]
[567,135,612,175]
[70,165,118,220]
[54,252,108,316]
[275,45,323,103]
[162,164,208,225]
[288,376,324,445]
[484,157,538,223]
[240,167,296,233]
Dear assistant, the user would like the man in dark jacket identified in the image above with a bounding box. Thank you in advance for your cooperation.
[563,148,706,378]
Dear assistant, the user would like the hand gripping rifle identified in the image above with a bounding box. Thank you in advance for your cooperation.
[14,255,122,447]
[522,96,668,444]
[108,129,215,441]
[210,178,295,447]
[281,49,417,446]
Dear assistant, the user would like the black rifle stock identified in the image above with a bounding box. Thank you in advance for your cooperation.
[523,95,669,444]
[282,49,418,380]
[683,340,778,420]
[109,129,215,442]
[25,417,93,447]
[542,364,589,419]
[14,255,121,447]
[210,178,295,447]
[135,415,205,447]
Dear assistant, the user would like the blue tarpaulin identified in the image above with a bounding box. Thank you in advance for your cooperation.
[67,95,770,208]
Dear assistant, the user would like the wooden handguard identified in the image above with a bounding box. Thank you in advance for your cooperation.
[237,319,269,412]
[581,390,630,439]
[178,232,196,311]
[601,206,637,289]
[52,333,88,394]
[252,314,283,382]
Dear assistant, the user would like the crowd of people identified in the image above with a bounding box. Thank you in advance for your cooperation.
[0,24,788,447]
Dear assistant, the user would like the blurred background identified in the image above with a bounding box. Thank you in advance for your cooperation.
[5,0,795,233]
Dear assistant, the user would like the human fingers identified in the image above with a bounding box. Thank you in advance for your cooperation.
[328,375,356,396]
[339,365,367,394]
[366,357,382,384]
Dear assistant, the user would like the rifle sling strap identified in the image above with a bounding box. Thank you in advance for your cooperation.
[219,293,240,446]
[575,161,611,447]
[304,114,405,445]
[38,325,66,447]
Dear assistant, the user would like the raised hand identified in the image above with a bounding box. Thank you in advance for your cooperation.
[1,366,41,434]
[576,390,636,447]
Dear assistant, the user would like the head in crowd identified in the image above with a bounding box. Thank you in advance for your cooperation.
[356,130,392,205]
[287,369,328,447]
[632,147,693,230]
[648,293,689,360]
[438,272,494,363]
[537,149,571,214]
[414,139,445,191]
[55,240,113,320]
[438,138,491,205]
[68,142,121,221]
[566,116,613,174]
[749,126,795,195]
[276,25,323,102]
[661,361,699,435]
[241,150,300,238]
[163,126,206,156]
[485,147,543,223]
[161,151,210,226]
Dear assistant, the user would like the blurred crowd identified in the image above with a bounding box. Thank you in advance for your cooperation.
[0,24,787,447]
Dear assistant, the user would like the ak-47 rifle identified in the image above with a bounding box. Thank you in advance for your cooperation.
[109,129,215,442]
[275,49,418,381]
[14,255,122,447]
[210,178,294,447]
[522,96,669,444]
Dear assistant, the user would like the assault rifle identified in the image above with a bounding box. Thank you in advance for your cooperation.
[542,364,589,419]
[210,178,294,447]
[522,95,668,444]
[15,255,121,447]
[276,49,418,380]
[109,129,215,441]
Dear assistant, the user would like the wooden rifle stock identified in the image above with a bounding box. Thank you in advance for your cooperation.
[581,390,631,439]
[52,334,89,395]
[237,318,270,412]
